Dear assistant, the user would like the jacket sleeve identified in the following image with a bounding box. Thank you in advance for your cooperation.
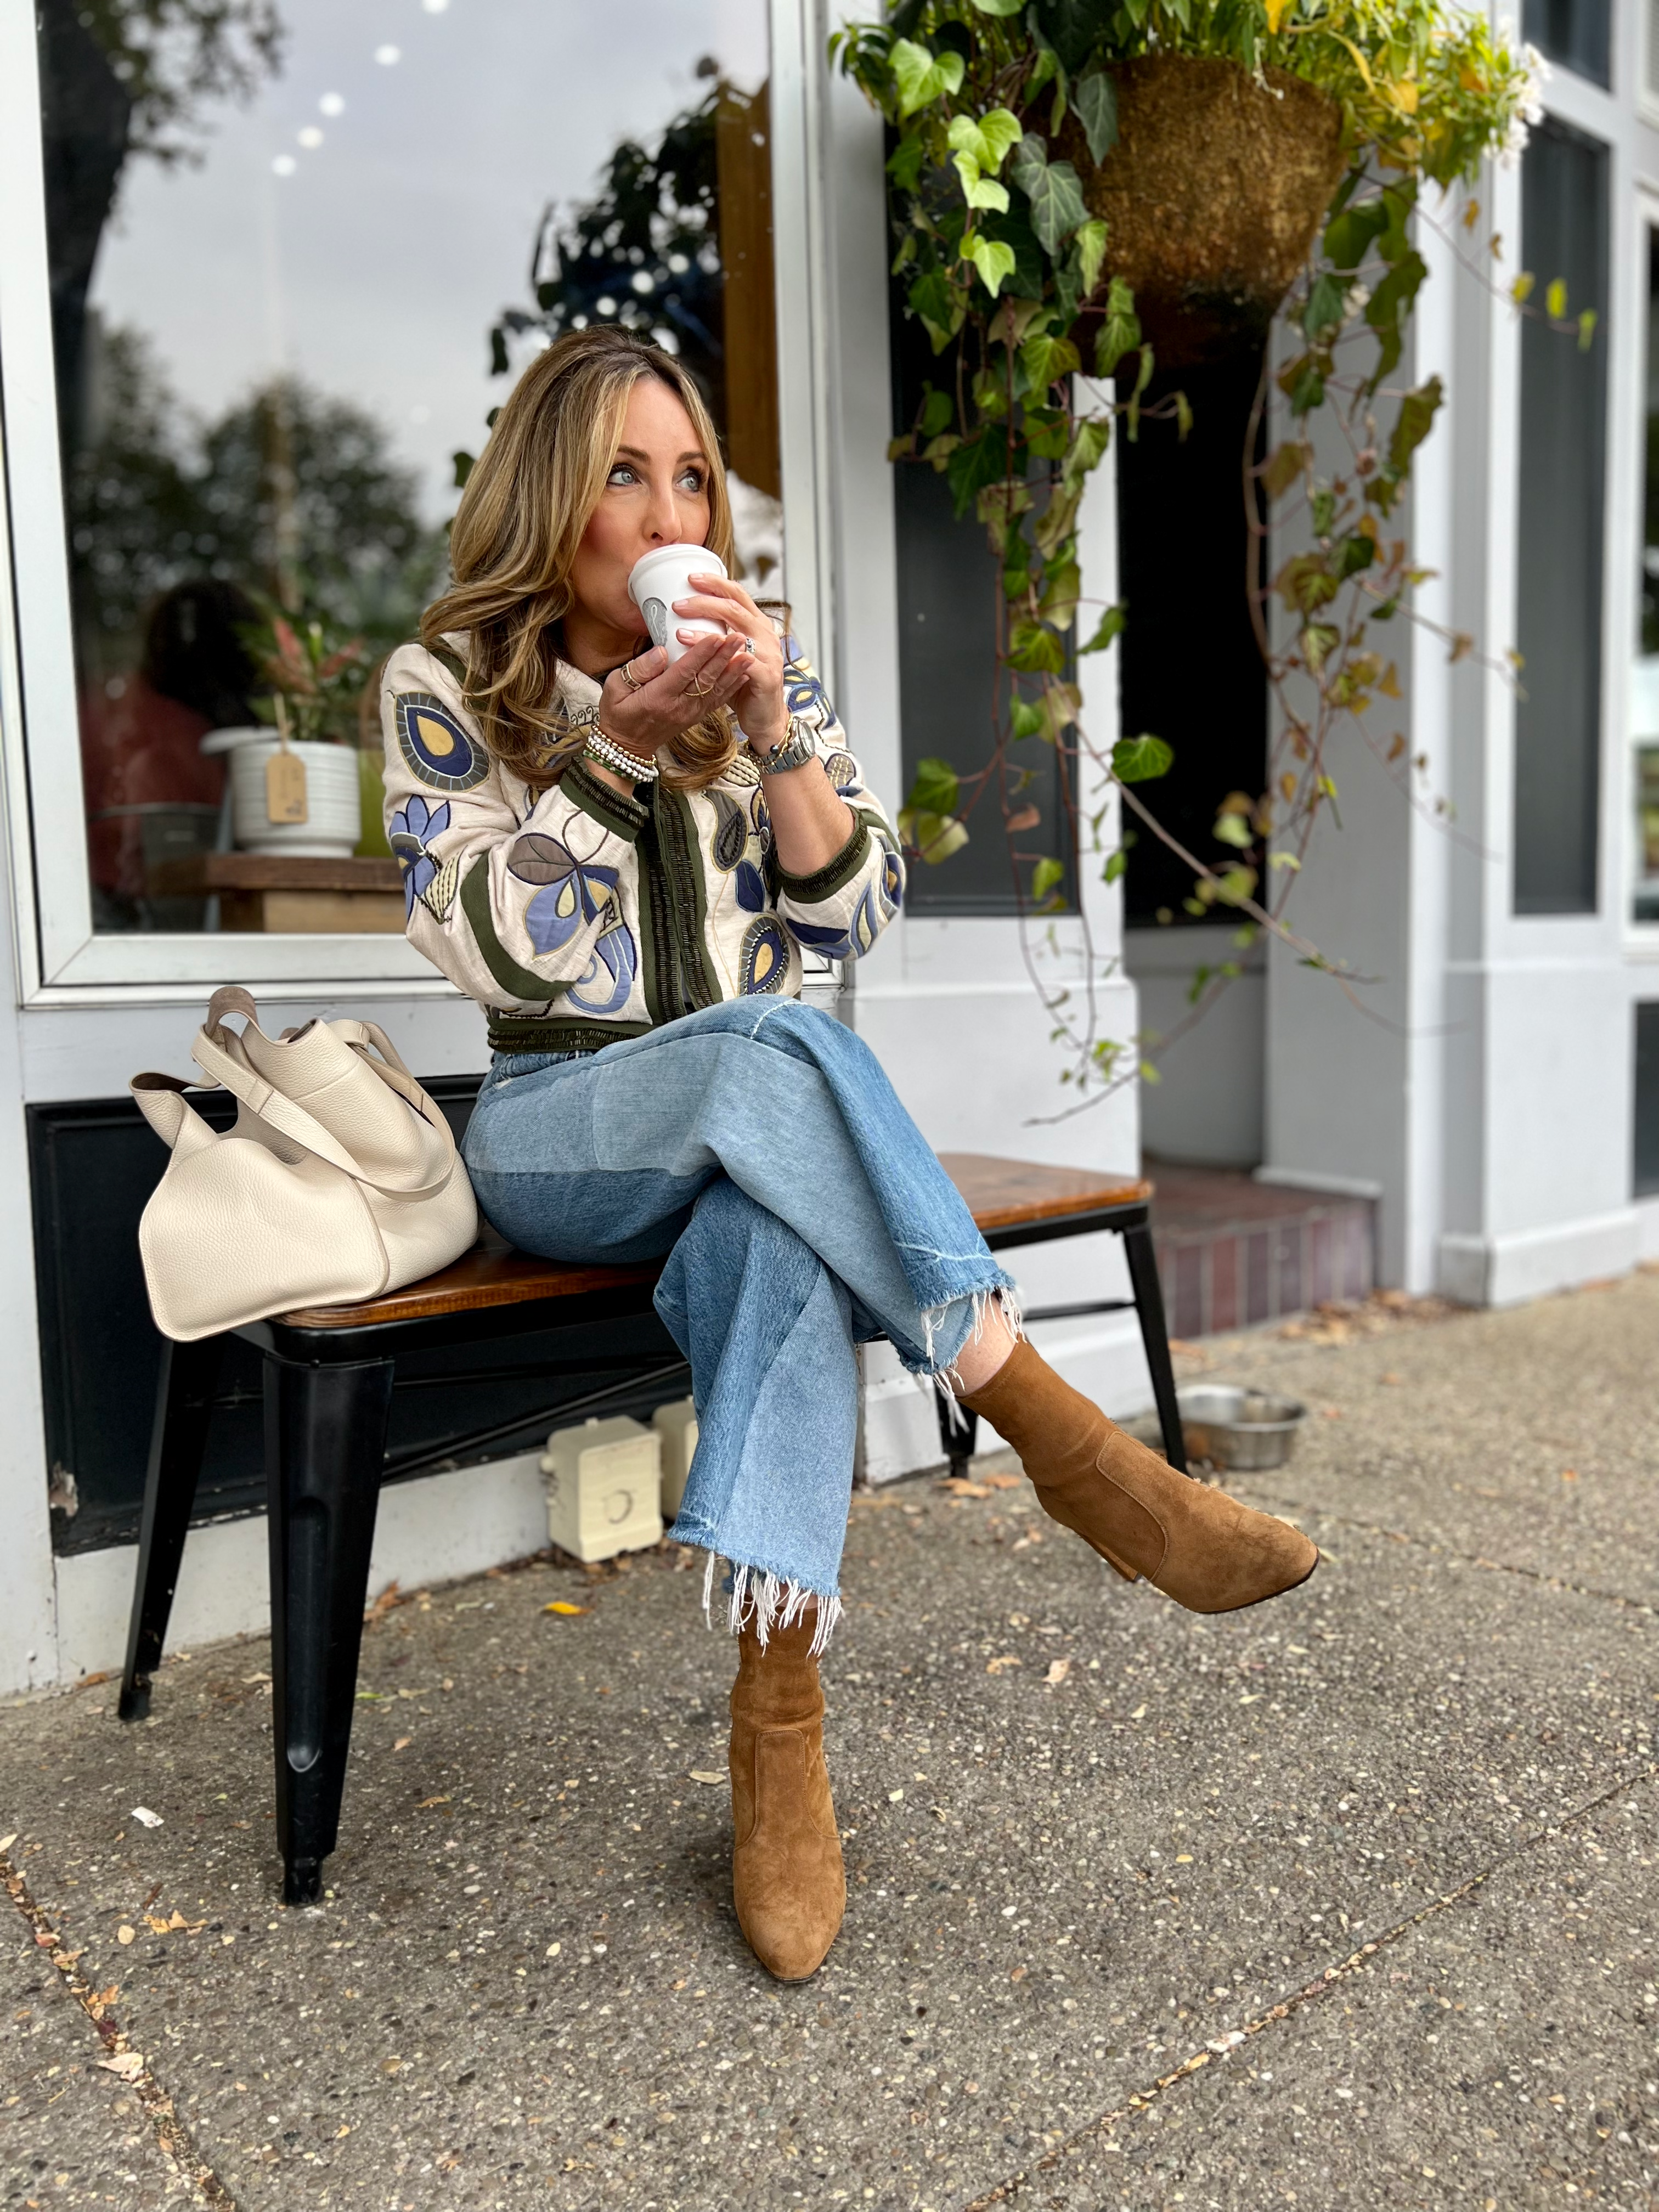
[770,639,906,964]
[381,642,648,1015]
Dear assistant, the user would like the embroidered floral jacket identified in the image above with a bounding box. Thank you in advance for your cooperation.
[379,633,905,1055]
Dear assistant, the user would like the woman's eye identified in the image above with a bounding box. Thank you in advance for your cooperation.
[608,465,638,487]
[677,469,705,493]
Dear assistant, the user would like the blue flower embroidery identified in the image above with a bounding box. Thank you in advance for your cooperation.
[507,833,638,1016]
[739,917,791,995]
[789,878,890,962]
[781,647,837,731]
[388,795,452,917]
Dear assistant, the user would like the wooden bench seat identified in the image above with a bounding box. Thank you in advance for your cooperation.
[121,1152,1180,1904]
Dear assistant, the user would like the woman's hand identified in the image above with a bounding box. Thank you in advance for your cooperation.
[597,627,755,763]
[671,574,788,750]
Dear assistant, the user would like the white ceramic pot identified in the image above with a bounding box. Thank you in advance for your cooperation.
[207,730,362,858]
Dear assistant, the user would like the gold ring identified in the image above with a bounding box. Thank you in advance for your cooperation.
[619,659,646,692]
[686,674,713,698]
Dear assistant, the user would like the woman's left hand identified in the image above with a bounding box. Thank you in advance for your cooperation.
[675,574,787,750]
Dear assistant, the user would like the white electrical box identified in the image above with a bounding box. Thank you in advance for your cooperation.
[652,1397,699,1521]
[540,1415,663,1563]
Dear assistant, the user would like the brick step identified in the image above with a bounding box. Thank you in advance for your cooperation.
[1147,1161,1375,1340]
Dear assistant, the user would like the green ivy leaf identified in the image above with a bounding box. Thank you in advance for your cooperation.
[1386,374,1442,482]
[946,427,1013,517]
[899,809,970,863]
[968,0,1024,14]
[1102,845,1130,884]
[1039,560,1081,630]
[1031,855,1067,904]
[1212,810,1252,849]
[1303,271,1348,340]
[1073,216,1108,299]
[907,270,958,351]
[1007,619,1066,673]
[890,38,965,117]
[1009,696,1045,740]
[1008,131,1049,198]
[1032,484,1081,560]
[1260,441,1310,501]
[920,386,955,438]
[1022,155,1088,256]
[953,153,1011,212]
[1062,413,1112,494]
[1074,70,1118,161]
[1022,330,1081,393]
[905,756,960,817]
[947,104,1023,170]
[886,134,926,194]
[1112,733,1173,782]
[1078,602,1125,654]
[966,235,1018,297]
[1094,276,1141,375]
[1323,197,1389,270]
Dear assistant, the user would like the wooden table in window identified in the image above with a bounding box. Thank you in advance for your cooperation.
[146,854,406,933]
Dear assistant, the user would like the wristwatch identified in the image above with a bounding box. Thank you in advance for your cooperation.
[752,715,817,776]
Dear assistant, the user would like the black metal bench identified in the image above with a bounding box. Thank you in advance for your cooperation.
[119,1154,1184,1903]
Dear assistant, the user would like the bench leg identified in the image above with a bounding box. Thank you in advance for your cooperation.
[934,1386,978,1480]
[264,1351,394,1905]
[1122,1222,1189,1476]
[120,1336,225,1722]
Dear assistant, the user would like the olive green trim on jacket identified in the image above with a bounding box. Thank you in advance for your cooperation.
[563,759,650,843]
[637,786,721,1026]
[775,816,870,904]
[459,858,567,1006]
[487,1014,652,1056]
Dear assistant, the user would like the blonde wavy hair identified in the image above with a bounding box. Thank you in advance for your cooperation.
[422,326,739,792]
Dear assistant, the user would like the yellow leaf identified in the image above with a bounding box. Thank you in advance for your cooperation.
[1264,0,1294,28]
[1377,662,1401,699]
[543,1600,588,1615]
[1390,77,1419,115]
[393,1736,413,1752]
[1545,277,1567,320]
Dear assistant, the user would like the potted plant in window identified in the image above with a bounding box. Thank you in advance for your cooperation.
[204,611,368,858]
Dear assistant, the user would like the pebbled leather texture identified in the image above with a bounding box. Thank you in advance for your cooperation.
[132,992,477,1341]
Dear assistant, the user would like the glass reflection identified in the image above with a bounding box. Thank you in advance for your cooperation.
[36,0,777,934]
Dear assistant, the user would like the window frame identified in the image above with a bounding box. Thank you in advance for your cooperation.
[0,0,833,1005]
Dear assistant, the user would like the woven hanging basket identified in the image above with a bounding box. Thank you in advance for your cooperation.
[1061,55,1347,369]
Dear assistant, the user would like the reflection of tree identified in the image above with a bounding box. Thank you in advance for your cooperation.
[71,326,443,676]
[65,0,284,165]
[37,0,285,474]
[490,72,727,426]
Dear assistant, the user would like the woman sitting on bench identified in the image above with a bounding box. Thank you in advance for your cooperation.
[381,326,1317,1983]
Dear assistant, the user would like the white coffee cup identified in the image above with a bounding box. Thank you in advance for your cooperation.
[628,543,729,666]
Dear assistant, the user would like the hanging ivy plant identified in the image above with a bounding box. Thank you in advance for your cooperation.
[833,0,1548,1107]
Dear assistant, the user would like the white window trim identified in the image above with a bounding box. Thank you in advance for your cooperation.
[0,0,834,1006]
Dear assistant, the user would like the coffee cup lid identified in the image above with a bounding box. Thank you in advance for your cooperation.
[628,543,728,603]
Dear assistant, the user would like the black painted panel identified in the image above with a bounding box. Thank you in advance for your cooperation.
[29,1081,686,1556]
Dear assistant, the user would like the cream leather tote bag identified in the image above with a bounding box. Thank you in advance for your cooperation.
[132,987,478,1341]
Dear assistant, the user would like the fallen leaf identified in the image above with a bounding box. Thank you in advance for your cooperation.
[981,1471,1023,1489]
[1561,1468,1579,1482]
[1043,1658,1071,1687]
[985,1656,1022,1675]
[941,1477,990,1498]
[1209,2030,1246,2052]
[1130,1703,1148,1720]
[1319,1407,1342,1420]
[97,2052,144,2080]
[1175,1853,1194,1864]
[1009,1965,1027,1982]
[688,1770,726,1786]
[116,1925,136,1946]
[888,1788,905,1803]
[34,1931,57,1948]
[393,1737,413,1753]
[0,1833,15,1855]
[364,1580,402,1627]
[543,1601,588,1616]
[417,1796,451,1810]
[130,1807,163,1829]
[1379,1372,1402,1385]
[77,1671,112,1689]
[1239,1692,1263,1705]
[547,1942,563,1958]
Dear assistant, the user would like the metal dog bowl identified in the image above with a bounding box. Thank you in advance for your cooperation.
[1175,1385,1306,1473]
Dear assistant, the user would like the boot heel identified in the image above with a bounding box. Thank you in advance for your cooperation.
[1092,1541,1140,1583]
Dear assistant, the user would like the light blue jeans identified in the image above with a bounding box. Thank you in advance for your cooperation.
[461,999,1015,1644]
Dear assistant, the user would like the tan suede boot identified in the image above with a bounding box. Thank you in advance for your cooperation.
[962,1336,1318,1613]
[728,1611,846,1981]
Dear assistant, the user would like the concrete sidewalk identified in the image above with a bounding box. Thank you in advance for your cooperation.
[3,1272,1656,2211]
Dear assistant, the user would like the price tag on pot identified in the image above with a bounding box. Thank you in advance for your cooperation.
[266,749,309,825]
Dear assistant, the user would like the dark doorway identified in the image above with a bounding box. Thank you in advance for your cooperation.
[1118,349,1269,925]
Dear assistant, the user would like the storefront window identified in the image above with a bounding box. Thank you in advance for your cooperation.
[34,0,780,936]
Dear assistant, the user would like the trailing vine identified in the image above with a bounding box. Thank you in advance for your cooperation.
[833,0,1544,1111]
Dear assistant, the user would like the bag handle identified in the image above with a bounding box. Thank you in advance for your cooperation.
[191,995,460,1201]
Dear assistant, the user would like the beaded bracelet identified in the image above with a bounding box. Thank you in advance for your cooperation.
[585,724,660,784]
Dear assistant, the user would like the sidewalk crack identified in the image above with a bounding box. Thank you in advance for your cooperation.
[2,1841,237,2207]
[960,1757,1657,2208]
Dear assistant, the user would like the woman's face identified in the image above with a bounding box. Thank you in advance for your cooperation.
[568,375,713,644]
